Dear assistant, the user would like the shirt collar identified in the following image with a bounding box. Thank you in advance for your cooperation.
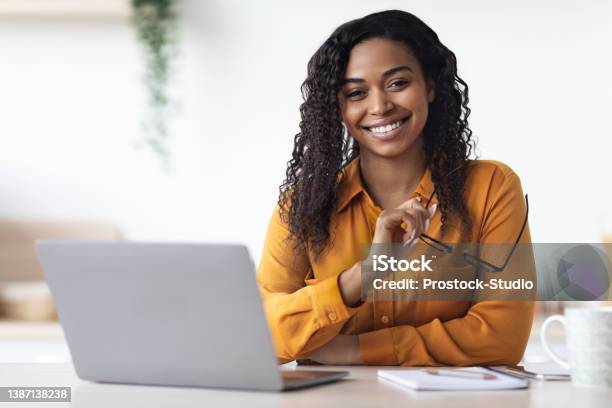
[336,156,437,213]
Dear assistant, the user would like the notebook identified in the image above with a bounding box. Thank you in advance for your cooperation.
[378,367,529,391]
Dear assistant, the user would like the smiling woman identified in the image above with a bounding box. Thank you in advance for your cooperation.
[256,10,534,366]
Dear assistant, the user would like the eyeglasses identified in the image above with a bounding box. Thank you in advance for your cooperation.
[419,189,529,273]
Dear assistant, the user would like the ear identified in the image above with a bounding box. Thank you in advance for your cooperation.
[426,79,436,103]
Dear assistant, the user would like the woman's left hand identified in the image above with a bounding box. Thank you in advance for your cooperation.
[308,335,363,365]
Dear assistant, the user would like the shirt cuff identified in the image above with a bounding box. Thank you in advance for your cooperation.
[311,274,359,327]
[358,328,398,365]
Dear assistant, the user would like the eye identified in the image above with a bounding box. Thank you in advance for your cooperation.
[389,79,410,89]
[346,89,365,99]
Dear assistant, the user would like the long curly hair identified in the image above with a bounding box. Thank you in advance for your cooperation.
[279,10,476,257]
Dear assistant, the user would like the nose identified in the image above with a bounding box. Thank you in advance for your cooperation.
[368,88,393,115]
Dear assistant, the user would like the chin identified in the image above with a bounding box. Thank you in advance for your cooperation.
[360,135,422,159]
[371,146,414,159]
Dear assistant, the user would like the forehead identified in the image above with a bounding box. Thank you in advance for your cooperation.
[344,37,422,78]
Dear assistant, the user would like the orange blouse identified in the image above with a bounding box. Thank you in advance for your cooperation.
[257,157,534,366]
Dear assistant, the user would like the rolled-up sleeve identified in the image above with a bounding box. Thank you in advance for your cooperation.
[358,166,535,366]
[256,205,359,362]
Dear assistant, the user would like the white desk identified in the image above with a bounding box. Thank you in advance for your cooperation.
[1,363,611,408]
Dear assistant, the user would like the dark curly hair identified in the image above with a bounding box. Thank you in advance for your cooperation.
[279,9,476,257]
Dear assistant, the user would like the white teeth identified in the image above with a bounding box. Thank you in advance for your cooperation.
[369,119,404,134]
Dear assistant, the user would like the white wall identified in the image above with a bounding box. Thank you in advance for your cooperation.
[1,0,611,263]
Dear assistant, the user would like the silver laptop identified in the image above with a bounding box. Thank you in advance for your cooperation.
[37,241,348,391]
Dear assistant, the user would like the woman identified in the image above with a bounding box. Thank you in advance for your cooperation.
[257,10,534,366]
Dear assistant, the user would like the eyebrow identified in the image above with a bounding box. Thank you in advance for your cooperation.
[341,65,413,86]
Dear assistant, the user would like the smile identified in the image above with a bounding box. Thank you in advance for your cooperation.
[362,116,410,141]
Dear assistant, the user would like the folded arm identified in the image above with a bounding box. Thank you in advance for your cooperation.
[257,206,359,362]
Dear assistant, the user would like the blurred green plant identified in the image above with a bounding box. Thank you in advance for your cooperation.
[131,0,178,169]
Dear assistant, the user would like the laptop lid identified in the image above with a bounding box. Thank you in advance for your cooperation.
[37,241,284,391]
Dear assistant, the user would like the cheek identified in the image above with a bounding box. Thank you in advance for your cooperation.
[341,105,365,135]
[405,106,428,140]
[398,90,430,129]
[412,100,429,127]
[398,86,429,112]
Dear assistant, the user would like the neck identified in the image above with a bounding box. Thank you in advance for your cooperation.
[359,143,426,209]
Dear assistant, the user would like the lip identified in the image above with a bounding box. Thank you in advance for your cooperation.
[361,114,411,129]
[362,116,410,141]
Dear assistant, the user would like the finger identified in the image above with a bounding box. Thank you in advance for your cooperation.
[414,205,431,224]
[402,228,413,243]
[409,207,429,232]
[401,211,421,244]
[406,199,430,221]
[379,209,411,230]
[402,203,436,245]
[400,212,416,234]
[402,229,418,247]
[402,233,415,247]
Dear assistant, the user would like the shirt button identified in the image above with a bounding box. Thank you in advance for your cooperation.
[381,315,389,324]
[328,312,337,321]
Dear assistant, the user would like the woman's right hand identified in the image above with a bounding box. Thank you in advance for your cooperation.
[338,197,437,307]
[372,196,437,246]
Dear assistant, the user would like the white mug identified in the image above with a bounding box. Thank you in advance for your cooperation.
[540,307,612,386]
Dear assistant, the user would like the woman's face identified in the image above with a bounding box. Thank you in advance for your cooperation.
[338,37,434,159]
